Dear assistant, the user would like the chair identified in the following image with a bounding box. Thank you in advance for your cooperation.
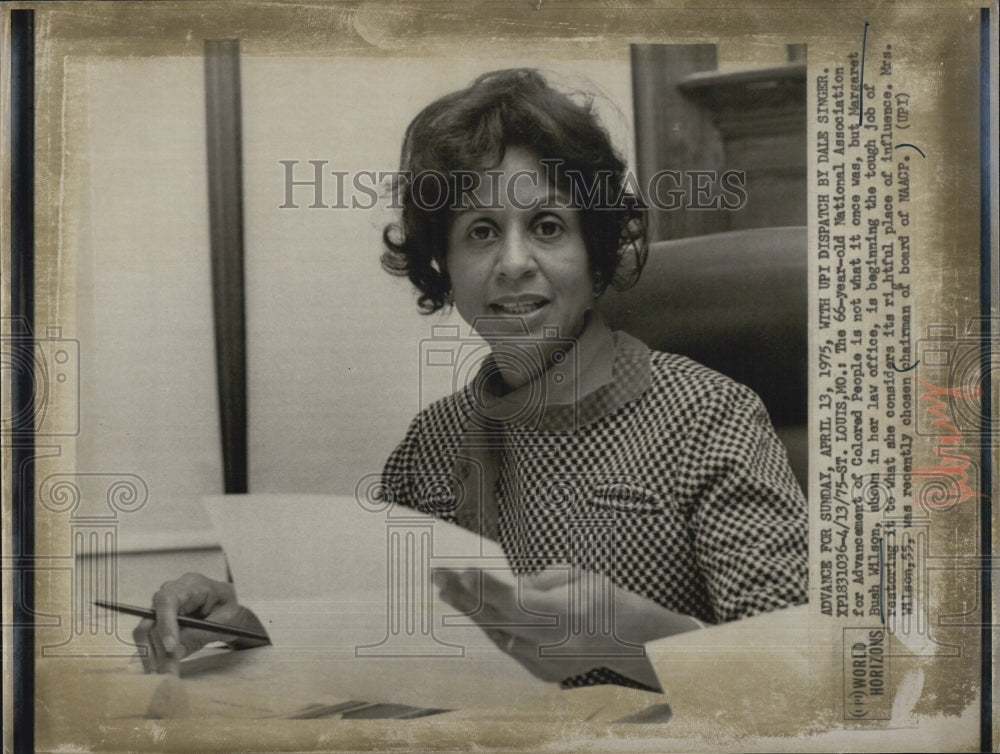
[599,226,808,492]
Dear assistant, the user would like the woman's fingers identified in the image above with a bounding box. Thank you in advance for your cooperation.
[436,567,634,683]
[152,586,183,655]
[433,569,476,612]
[135,573,240,674]
[436,565,688,688]
[133,605,182,675]
[149,625,182,676]
[436,569,555,649]
[133,616,180,675]
[133,618,156,673]
[478,570,517,605]
[435,569,516,627]
[448,567,625,650]
[521,566,572,592]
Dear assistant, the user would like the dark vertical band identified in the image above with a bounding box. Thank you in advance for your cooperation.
[978,7,992,752]
[10,9,36,753]
[629,43,722,242]
[204,39,248,494]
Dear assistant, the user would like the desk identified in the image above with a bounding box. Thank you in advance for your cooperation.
[36,646,670,751]
[36,493,976,751]
[34,604,974,752]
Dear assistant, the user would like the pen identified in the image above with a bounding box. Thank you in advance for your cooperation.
[94,600,271,643]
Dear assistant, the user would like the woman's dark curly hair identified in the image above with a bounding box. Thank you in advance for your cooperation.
[381,68,647,314]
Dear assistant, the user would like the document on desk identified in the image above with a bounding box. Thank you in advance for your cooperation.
[201,494,565,712]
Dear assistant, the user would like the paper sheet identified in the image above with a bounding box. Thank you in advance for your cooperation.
[202,494,564,710]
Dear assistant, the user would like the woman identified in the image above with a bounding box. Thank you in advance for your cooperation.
[135,69,807,690]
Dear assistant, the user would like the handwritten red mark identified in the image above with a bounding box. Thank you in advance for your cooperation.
[912,378,982,508]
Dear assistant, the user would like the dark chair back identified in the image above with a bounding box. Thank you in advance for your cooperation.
[599,226,808,491]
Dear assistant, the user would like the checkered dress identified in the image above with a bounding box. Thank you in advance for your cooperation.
[382,329,808,689]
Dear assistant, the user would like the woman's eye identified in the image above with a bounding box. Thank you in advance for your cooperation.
[468,224,497,241]
[533,219,564,238]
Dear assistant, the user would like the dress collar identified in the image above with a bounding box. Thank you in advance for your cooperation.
[462,312,650,434]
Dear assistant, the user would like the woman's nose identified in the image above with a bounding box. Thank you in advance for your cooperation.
[496,231,536,279]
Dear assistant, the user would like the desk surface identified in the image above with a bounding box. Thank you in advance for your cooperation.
[33,604,976,752]
[41,497,978,751]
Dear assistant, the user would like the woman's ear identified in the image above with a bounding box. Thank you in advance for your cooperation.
[590,269,606,299]
[432,258,452,305]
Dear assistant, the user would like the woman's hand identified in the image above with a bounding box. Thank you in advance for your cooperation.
[434,566,700,688]
[132,572,262,674]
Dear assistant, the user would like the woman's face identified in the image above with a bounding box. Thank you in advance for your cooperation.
[445,148,594,384]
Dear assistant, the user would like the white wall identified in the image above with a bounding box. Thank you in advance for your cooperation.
[74,58,222,537]
[72,54,633,544]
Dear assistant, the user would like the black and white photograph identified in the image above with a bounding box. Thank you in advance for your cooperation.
[3,2,994,751]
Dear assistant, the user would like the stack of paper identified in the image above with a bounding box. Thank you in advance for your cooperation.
[202,494,566,712]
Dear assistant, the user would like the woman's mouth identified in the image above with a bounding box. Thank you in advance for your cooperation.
[489,298,549,315]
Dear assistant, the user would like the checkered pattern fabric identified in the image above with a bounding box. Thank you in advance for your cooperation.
[382,334,808,690]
